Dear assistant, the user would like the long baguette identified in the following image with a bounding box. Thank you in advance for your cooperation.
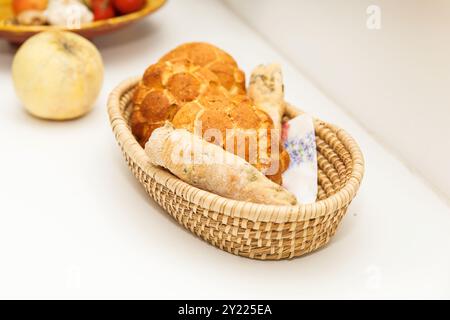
[249,64,286,132]
[145,123,297,206]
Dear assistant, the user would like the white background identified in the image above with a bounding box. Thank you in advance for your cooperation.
[225,0,450,201]
[0,0,449,299]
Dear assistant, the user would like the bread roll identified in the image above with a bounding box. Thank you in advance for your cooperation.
[249,64,286,132]
[131,42,290,184]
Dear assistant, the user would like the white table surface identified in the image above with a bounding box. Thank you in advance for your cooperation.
[0,0,449,299]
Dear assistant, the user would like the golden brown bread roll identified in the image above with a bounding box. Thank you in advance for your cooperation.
[130,42,289,184]
[159,42,246,96]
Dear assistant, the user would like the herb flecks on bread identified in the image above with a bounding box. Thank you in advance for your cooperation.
[130,42,289,184]
[145,123,297,206]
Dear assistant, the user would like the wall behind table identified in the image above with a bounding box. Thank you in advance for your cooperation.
[223,0,450,200]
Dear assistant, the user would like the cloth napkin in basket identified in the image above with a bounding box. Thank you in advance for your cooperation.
[282,114,318,204]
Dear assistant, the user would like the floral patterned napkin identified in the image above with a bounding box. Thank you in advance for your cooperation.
[282,114,318,204]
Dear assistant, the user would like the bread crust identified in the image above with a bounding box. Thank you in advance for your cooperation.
[145,123,297,205]
[131,42,289,184]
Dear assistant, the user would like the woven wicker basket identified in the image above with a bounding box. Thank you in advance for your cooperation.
[107,77,365,260]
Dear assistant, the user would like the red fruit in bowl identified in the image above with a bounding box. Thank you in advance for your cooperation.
[92,0,116,20]
[113,0,145,15]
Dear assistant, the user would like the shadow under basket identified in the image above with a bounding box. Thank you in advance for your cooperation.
[107,77,365,260]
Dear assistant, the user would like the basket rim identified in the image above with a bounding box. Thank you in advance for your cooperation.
[107,77,365,223]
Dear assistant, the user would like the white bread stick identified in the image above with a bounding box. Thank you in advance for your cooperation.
[145,123,297,206]
[249,64,286,132]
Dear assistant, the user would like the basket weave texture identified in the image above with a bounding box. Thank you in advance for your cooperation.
[108,77,365,260]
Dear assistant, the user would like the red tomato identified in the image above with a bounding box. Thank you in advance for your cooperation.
[112,0,145,15]
[92,0,116,20]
